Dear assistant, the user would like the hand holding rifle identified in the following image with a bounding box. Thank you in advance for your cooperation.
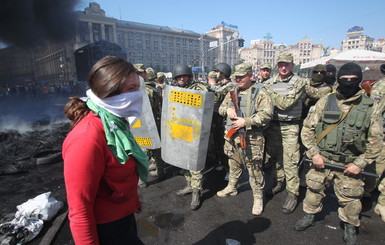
[225,90,247,149]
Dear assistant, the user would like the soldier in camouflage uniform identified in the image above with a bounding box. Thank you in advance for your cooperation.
[363,64,385,222]
[134,64,163,187]
[172,64,212,211]
[134,64,147,80]
[263,53,307,214]
[257,63,272,83]
[210,63,235,170]
[216,63,273,216]
[146,67,157,83]
[207,70,218,86]
[303,64,333,116]
[294,62,383,244]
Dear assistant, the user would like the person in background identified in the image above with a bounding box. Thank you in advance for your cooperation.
[172,64,212,211]
[207,70,218,86]
[324,64,337,90]
[258,63,272,83]
[361,63,385,223]
[63,56,147,245]
[146,67,157,83]
[134,64,147,80]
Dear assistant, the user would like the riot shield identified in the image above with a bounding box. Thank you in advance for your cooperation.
[130,78,161,149]
[161,86,214,171]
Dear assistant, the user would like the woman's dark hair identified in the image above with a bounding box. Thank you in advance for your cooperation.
[64,56,136,128]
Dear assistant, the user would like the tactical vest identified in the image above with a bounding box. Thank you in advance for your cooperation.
[225,83,264,130]
[269,75,303,121]
[315,93,373,163]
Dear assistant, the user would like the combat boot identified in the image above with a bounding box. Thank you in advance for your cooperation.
[252,192,264,216]
[281,191,298,214]
[374,204,385,222]
[190,188,201,211]
[217,185,238,197]
[270,181,284,195]
[176,181,193,196]
[343,223,357,245]
[294,213,315,231]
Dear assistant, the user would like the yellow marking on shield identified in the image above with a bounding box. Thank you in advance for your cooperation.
[171,123,194,142]
[132,119,142,128]
[134,137,153,147]
[169,90,203,108]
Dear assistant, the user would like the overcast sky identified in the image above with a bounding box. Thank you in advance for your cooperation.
[76,0,385,50]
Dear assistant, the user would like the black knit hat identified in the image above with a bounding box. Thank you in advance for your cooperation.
[337,62,362,82]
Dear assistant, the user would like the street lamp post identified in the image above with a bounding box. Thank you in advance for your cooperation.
[199,34,205,80]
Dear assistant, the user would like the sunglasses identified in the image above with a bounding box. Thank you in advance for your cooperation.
[312,70,326,74]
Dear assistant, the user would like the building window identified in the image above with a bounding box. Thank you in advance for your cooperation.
[78,22,90,42]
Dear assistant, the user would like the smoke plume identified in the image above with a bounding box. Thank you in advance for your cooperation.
[0,0,79,48]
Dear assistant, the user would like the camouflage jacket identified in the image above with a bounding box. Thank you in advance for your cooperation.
[301,90,383,169]
[218,84,273,131]
[145,81,162,124]
[304,78,333,105]
[371,78,385,113]
[264,73,307,111]
[212,80,234,103]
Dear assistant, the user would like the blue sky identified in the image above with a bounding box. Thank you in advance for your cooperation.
[77,0,385,50]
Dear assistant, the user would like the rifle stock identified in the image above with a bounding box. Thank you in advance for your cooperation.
[304,158,378,178]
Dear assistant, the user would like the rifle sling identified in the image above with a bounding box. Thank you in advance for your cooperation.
[316,103,356,145]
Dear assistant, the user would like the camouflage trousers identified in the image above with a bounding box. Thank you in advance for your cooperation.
[265,123,300,195]
[364,144,385,205]
[142,148,164,169]
[224,130,265,194]
[303,168,364,227]
[184,170,203,190]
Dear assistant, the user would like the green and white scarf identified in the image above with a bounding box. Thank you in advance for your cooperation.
[86,99,149,180]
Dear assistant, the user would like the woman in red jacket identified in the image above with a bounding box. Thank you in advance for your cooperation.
[63,56,148,244]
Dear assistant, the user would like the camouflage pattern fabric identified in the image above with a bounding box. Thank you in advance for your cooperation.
[368,78,385,205]
[219,87,273,196]
[303,78,332,111]
[301,90,383,226]
[264,74,307,196]
[265,123,301,195]
[303,168,364,226]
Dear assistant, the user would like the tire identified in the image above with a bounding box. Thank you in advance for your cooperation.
[32,150,62,165]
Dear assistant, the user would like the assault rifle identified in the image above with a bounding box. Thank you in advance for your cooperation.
[225,90,247,149]
[304,158,378,178]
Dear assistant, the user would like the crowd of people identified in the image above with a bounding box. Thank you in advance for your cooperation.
[62,54,385,245]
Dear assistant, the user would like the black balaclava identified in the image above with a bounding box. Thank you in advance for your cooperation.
[337,62,362,99]
[325,64,337,85]
[311,64,326,86]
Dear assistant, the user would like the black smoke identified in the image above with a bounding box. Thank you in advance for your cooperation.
[0,0,79,48]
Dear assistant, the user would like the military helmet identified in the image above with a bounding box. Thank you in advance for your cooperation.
[146,67,156,80]
[172,64,193,79]
[213,62,232,78]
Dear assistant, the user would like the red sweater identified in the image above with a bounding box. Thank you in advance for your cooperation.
[63,113,140,245]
